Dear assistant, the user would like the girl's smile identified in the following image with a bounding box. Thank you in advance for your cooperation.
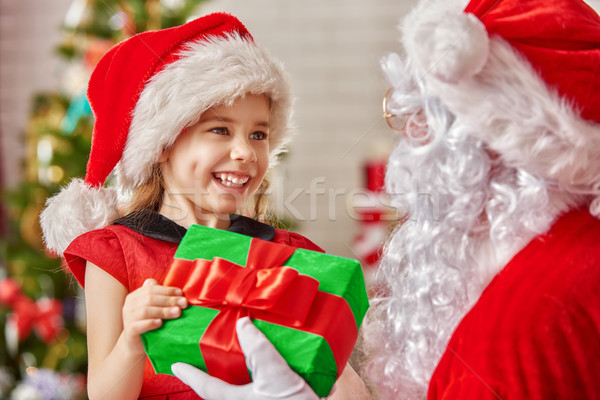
[212,171,251,189]
[158,94,271,229]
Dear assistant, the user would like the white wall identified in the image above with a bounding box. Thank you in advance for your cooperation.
[588,0,600,10]
[0,0,72,188]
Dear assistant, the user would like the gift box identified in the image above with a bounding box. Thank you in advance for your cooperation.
[141,224,369,397]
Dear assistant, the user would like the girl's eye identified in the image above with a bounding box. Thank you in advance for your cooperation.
[211,127,229,135]
[250,131,267,140]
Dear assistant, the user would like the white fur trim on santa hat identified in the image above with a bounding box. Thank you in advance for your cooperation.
[117,32,294,190]
[40,179,119,256]
[403,3,488,84]
[422,38,600,193]
[402,0,600,209]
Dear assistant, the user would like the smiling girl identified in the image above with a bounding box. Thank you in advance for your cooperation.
[40,12,368,400]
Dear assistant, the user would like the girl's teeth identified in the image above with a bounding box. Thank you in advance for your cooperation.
[214,173,248,188]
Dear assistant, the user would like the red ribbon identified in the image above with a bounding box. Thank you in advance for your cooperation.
[163,238,358,385]
[0,278,63,344]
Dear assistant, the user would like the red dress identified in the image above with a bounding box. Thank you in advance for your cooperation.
[63,211,324,400]
[428,209,600,399]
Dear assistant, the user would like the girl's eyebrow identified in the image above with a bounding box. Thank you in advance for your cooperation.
[201,116,270,128]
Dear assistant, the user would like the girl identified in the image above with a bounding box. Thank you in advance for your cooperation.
[41,12,369,400]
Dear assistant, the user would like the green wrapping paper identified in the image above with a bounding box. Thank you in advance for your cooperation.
[142,224,369,397]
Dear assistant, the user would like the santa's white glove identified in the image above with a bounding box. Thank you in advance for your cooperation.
[171,317,321,400]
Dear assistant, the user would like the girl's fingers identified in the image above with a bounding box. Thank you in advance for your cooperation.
[145,294,187,308]
[128,283,187,308]
[143,278,158,287]
[142,283,183,296]
[127,318,163,336]
[142,282,184,297]
[123,304,183,337]
[123,283,187,331]
[135,305,183,320]
[127,292,187,308]
[156,285,183,297]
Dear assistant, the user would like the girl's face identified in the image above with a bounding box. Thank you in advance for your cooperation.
[160,94,270,227]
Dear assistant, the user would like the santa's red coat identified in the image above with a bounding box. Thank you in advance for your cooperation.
[429,209,600,399]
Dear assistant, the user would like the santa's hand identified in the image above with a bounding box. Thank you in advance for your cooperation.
[171,317,320,400]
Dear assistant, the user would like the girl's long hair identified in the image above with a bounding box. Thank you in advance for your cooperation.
[125,164,164,214]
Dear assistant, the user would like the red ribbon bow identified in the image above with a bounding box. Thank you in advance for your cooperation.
[164,238,358,386]
[0,278,63,344]
[164,238,321,383]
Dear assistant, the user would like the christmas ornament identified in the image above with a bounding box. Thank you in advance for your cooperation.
[0,278,63,344]
[61,93,92,135]
[10,368,85,400]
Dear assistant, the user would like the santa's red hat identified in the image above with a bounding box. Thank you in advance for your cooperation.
[40,12,293,255]
[402,0,600,212]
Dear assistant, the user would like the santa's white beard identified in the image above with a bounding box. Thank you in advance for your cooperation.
[360,86,584,399]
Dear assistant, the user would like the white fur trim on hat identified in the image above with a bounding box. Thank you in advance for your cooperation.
[421,38,600,193]
[40,179,119,256]
[402,0,600,204]
[403,7,489,84]
[117,32,294,190]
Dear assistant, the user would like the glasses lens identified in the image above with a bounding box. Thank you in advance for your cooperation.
[383,87,406,131]
[385,114,408,131]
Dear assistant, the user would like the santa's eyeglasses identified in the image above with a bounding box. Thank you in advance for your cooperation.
[382,87,407,132]
[383,87,430,143]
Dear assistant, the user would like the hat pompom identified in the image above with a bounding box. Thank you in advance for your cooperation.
[404,11,489,84]
[40,179,119,256]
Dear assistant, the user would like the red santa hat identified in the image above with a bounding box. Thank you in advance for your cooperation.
[402,0,600,211]
[40,12,293,255]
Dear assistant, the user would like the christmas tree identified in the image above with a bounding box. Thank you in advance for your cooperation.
[0,1,206,398]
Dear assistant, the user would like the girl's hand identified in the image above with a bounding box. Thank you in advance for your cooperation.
[122,278,188,352]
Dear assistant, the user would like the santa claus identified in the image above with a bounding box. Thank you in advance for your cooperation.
[361,0,600,398]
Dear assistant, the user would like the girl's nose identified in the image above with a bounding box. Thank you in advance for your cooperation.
[230,137,257,163]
